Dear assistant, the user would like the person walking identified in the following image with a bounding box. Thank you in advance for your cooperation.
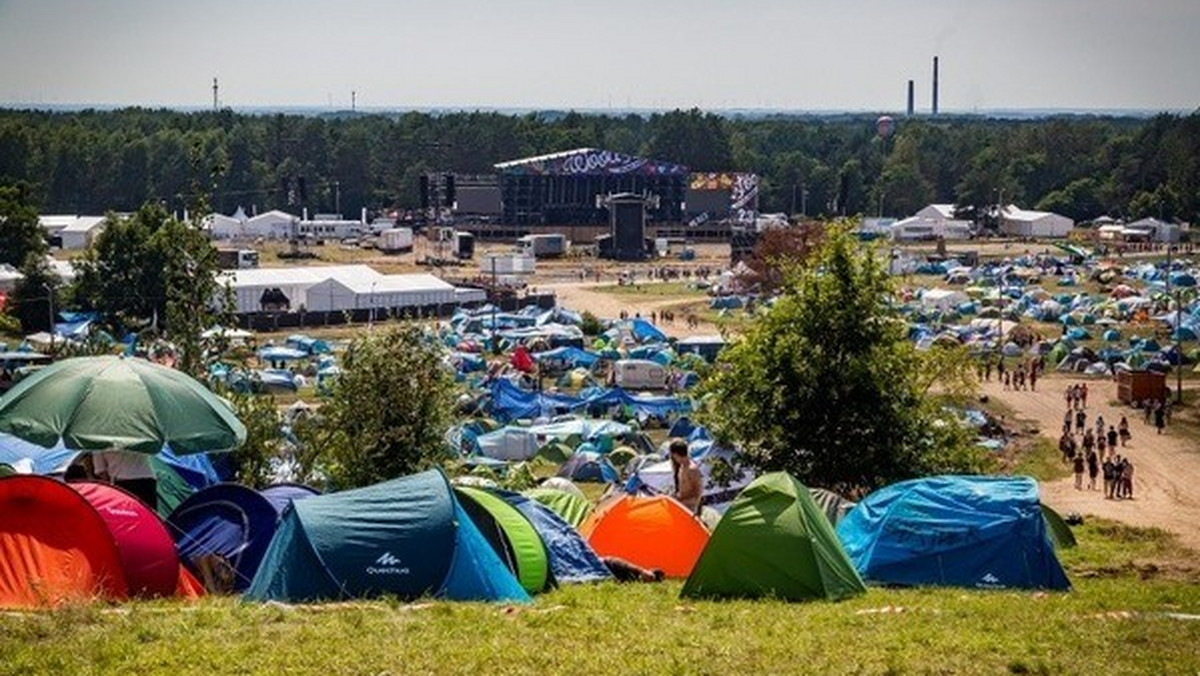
[1107,425,1119,453]
[1102,457,1116,498]
[1154,402,1166,435]
[1059,432,1076,463]
[1073,452,1085,490]
[1121,458,1135,499]
[1143,401,1153,425]
[1086,449,1099,491]
[1080,383,1089,408]
[1075,409,1087,435]
[1029,367,1037,391]
[1094,414,1105,439]
[1118,416,1131,447]
[1062,410,1073,436]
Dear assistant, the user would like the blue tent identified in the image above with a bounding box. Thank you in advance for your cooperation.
[836,475,1070,590]
[245,470,530,603]
[532,346,600,370]
[0,434,219,487]
[558,452,619,483]
[259,483,321,515]
[167,483,280,592]
[628,318,667,343]
[493,489,611,584]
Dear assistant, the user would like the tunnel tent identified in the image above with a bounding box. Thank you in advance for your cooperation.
[525,487,594,528]
[70,481,182,598]
[245,469,529,604]
[1041,504,1077,549]
[0,475,127,607]
[166,483,280,593]
[681,472,866,602]
[836,475,1071,590]
[455,486,550,594]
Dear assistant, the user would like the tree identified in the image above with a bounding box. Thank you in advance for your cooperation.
[11,255,61,334]
[738,224,824,294]
[309,324,458,488]
[700,226,987,495]
[0,184,45,268]
[224,390,282,489]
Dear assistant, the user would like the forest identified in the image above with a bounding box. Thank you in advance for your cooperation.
[0,106,1196,224]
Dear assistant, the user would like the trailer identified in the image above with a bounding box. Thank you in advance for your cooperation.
[378,228,414,254]
[516,233,567,259]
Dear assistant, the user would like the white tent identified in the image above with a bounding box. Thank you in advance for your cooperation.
[999,206,1073,238]
[921,288,970,312]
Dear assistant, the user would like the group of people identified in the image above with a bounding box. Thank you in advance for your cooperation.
[985,356,1045,392]
[1139,398,1172,435]
[1057,384,1136,499]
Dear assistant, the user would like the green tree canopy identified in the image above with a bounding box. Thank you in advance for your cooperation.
[700,226,986,495]
[0,184,45,269]
[310,324,458,489]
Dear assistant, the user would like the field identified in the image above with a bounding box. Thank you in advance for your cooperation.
[1,521,1197,676]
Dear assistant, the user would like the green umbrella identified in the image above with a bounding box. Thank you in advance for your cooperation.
[0,356,246,454]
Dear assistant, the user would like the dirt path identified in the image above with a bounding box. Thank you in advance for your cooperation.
[983,374,1200,550]
[539,281,719,338]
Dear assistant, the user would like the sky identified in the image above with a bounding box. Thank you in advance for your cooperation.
[0,0,1197,113]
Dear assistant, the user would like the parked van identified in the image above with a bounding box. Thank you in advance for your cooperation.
[613,359,668,390]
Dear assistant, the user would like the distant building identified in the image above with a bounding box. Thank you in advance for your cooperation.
[205,206,249,239]
[998,206,1073,238]
[39,215,108,250]
[217,264,484,314]
[914,204,960,222]
[890,216,971,241]
[1124,217,1181,243]
[244,210,299,239]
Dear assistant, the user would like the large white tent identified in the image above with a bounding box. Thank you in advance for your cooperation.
[999,206,1073,238]
[218,264,483,314]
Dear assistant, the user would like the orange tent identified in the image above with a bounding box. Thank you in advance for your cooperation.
[580,495,709,578]
[0,476,128,607]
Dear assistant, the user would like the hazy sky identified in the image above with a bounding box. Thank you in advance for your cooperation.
[1,0,1197,112]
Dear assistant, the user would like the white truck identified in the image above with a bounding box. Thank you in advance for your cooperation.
[516,233,568,259]
[480,252,536,276]
[378,227,414,254]
[613,359,669,390]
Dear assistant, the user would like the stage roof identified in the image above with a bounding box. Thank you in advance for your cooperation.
[495,148,688,177]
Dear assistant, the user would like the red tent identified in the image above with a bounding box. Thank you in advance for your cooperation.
[0,476,128,607]
[71,482,182,598]
[511,345,535,373]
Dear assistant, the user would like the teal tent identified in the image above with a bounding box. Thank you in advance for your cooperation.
[245,470,530,603]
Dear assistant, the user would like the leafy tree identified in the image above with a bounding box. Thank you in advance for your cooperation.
[225,390,282,489]
[700,226,987,495]
[309,324,458,488]
[645,108,734,170]
[11,255,61,334]
[0,184,45,268]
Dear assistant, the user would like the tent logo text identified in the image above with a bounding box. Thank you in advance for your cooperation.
[366,552,409,575]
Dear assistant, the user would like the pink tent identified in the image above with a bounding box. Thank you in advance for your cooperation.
[71,482,181,598]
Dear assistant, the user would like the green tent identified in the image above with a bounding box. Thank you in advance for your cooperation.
[525,487,593,528]
[681,472,867,602]
[455,486,550,594]
[536,439,574,464]
[151,457,195,519]
[1041,504,1077,549]
[0,463,15,478]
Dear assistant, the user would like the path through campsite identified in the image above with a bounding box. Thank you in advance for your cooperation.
[983,375,1200,551]
[540,281,719,338]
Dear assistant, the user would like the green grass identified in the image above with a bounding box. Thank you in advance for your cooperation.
[2,525,1198,675]
[1011,436,1073,483]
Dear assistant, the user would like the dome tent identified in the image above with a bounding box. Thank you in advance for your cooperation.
[524,487,594,527]
[581,494,709,578]
[167,483,279,593]
[836,475,1070,590]
[455,486,550,594]
[246,470,528,603]
[682,473,866,602]
[490,488,611,584]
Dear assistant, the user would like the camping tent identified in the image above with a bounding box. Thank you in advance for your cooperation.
[259,483,321,515]
[0,476,127,607]
[681,473,866,601]
[455,486,550,594]
[493,490,610,584]
[245,470,529,603]
[808,487,857,527]
[558,452,619,483]
[525,487,594,527]
[70,481,185,598]
[581,495,709,578]
[167,483,280,592]
[836,475,1071,590]
[475,427,540,461]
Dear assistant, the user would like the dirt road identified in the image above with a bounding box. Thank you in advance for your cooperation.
[539,281,719,338]
[983,375,1200,550]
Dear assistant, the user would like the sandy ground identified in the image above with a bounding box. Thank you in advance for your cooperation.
[538,281,721,339]
[983,374,1200,551]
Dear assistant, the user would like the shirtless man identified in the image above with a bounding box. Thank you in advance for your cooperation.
[669,438,703,515]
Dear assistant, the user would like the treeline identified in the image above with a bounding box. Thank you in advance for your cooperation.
[0,106,1197,223]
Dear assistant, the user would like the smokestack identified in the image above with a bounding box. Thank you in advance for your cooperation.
[932,56,939,115]
[907,80,914,117]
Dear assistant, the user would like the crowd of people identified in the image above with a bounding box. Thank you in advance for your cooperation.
[978,355,1047,392]
[1057,383,1137,500]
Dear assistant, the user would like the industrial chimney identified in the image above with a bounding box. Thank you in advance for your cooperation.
[907,80,914,117]
[932,56,939,115]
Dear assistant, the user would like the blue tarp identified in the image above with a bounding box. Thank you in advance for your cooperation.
[628,318,667,343]
[532,346,601,370]
[258,346,309,362]
[836,475,1070,590]
[0,434,220,488]
[493,489,611,584]
[485,379,690,423]
[245,470,529,603]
